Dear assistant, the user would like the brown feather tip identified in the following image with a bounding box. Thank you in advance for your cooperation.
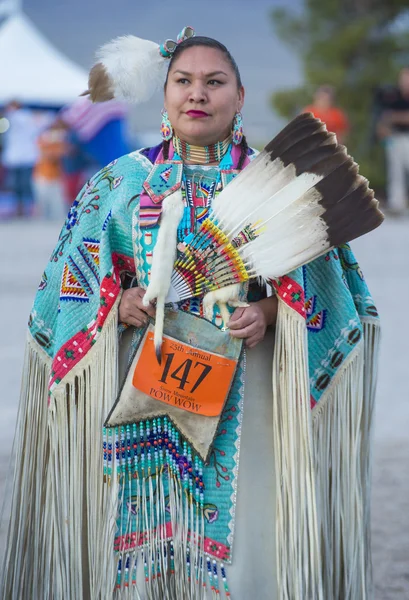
[264,113,326,157]
[87,63,115,103]
[316,167,384,245]
[265,116,340,171]
[261,113,384,244]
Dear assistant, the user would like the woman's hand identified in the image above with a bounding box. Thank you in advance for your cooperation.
[119,287,156,328]
[228,296,278,349]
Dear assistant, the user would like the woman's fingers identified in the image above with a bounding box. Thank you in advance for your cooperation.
[119,287,156,325]
[245,334,263,349]
[120,304,150,327]
[123,311,150,328]
[229,322,258,339]
[228,304,268,345]
[228,304,266,331]
[228,309,254,330]
[227,307,246,326]
[134,288,156,318]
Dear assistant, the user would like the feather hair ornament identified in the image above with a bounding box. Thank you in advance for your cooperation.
[82,27,195,104]
[144,114,384,361]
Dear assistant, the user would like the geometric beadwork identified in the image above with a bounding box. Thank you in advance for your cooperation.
[171,218,250,301]
[305,295,327,332]
[197,180,216,201]
[160,166,172,184]
[305,295,316,317]
[60,262,89,303]
[77,238,100,285]
[307,309,327,332]
[83,238,100,268]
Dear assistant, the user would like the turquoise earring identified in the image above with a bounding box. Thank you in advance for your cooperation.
[161,109,173,141]
[232,112,244,145]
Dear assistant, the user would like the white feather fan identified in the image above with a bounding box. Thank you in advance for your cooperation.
[166,114,383,302]
[144,114,384,360]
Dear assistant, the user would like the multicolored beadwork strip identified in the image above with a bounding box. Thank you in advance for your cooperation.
[171,219,252,300]
[173,135,232,165]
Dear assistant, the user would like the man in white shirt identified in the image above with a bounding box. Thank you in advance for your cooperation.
[2,101,39,216]
[377,68,409,214]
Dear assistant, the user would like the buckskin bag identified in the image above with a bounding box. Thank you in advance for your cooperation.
[105,308,243,461]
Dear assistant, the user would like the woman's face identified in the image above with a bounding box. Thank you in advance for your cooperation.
[164,46,245,147]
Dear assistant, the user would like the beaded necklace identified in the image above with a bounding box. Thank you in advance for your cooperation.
[178,165,219,241]
[172,134,232,165]
[172,144,235,240]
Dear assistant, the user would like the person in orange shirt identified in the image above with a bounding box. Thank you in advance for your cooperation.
[33,120,68,220]
[303,85,349,144]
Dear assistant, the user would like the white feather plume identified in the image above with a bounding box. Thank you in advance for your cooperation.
[96,35,167,103]
[211,156,329,278]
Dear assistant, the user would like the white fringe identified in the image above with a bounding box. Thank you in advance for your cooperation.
[2,294,380,599]
[273,302,380,600]
[1,298,121,599]
[361,318,381,590]
[272,301,323,600]
[0,335,52,599]
[311,316,380,600]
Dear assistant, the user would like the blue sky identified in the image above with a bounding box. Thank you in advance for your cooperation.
[23,0,304,143]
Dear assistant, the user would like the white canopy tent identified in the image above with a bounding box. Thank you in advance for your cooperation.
[0,5,88,107]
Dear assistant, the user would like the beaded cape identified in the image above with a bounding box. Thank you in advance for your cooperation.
[1,143,380,600]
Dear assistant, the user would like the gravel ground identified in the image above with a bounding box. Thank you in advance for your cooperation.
[0,216,408,598]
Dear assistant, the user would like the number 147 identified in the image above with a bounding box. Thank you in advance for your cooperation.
[159,353,212,393]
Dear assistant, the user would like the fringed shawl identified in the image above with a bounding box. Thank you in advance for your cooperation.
[1,148,380,599]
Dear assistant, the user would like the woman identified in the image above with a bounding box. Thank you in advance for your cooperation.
[1,29,380,600]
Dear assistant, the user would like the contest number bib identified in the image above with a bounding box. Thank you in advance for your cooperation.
[132,331,237,417]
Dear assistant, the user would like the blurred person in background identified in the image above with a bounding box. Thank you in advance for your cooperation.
[60,96,132,169]
[303,85,349,144]
[376,67,409,215]
[33,119,68,220]
[60,124,95,207]
[0,133,7,216]
[1,100,39,217]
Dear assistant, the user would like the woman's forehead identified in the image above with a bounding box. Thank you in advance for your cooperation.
[169,46,233,76]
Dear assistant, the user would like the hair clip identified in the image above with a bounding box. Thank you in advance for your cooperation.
[177,26,195,44]
[159,26,195,59]
[159,39,177,58]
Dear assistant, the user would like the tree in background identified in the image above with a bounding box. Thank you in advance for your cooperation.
[270,0,409,192]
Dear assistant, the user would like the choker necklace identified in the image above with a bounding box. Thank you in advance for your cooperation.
[172,135,232,164]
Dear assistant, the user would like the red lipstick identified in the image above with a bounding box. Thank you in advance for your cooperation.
[186,110,209,118]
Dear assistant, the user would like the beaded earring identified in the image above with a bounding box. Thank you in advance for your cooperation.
[161,109,173,141]
[232,111,244,145]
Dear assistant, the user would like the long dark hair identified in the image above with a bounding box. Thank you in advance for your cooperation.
[162,36,249,170]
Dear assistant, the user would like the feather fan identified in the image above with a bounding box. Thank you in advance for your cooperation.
[145,114,384,360]
[166,114,383,301]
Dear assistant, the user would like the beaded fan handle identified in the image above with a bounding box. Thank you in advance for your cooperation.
[170,219,260,300]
